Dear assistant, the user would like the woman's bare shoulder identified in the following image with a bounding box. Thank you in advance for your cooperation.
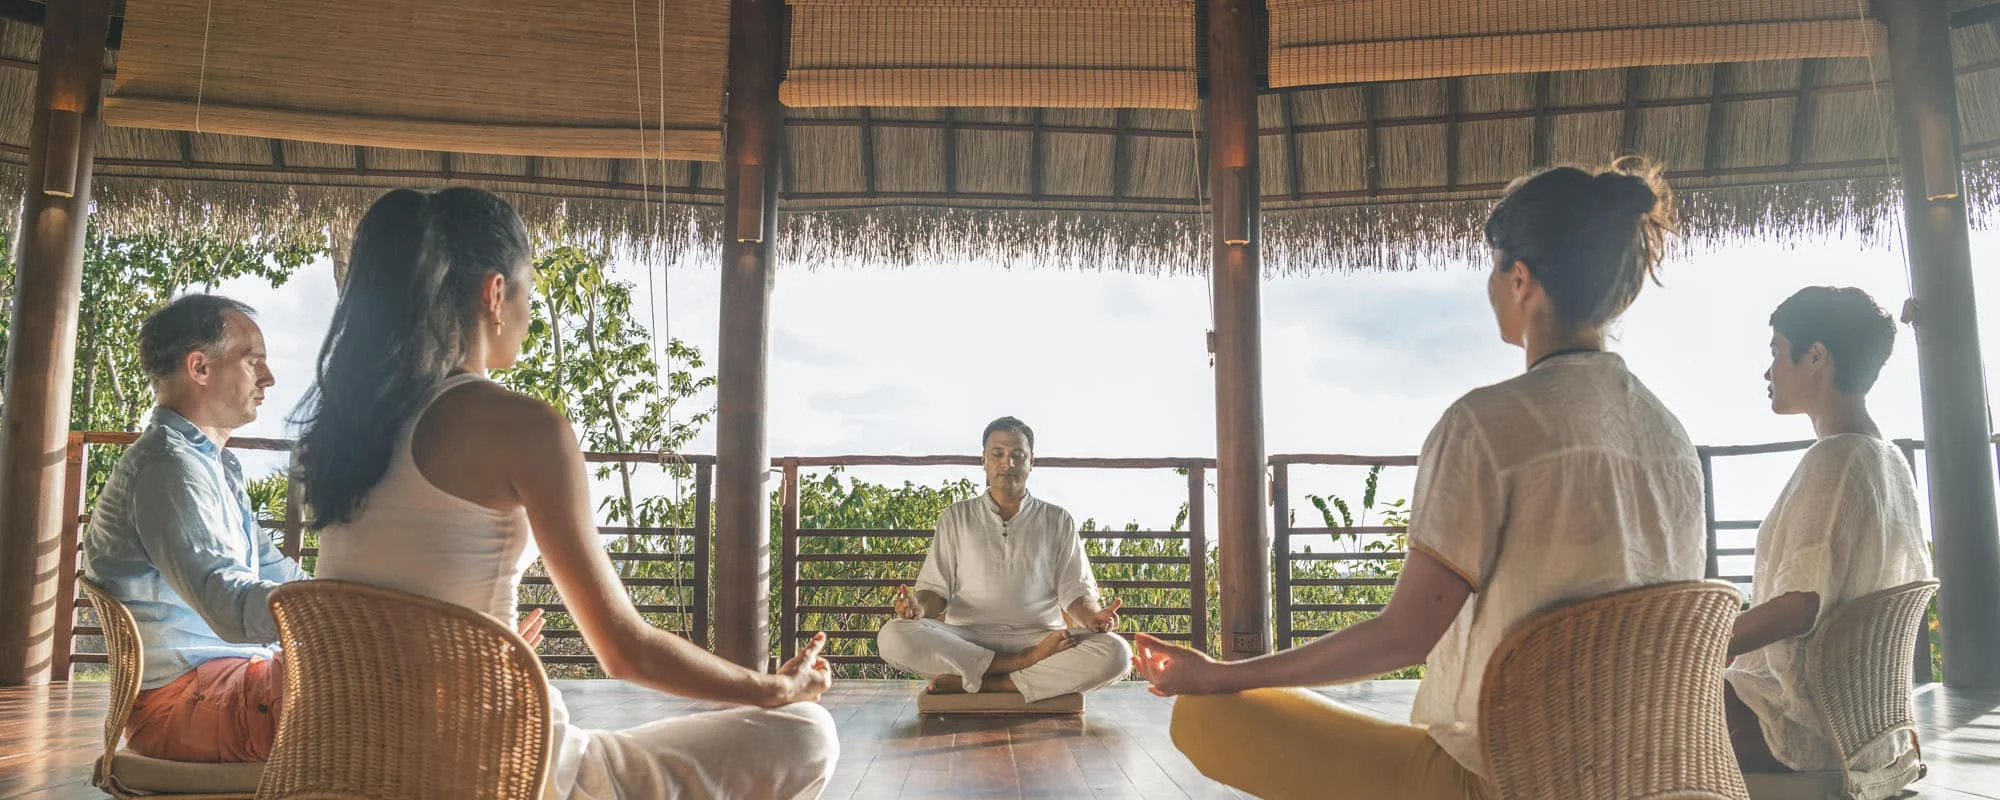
[421,379,574,451]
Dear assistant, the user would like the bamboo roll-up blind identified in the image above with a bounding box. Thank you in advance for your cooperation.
[1268,0,1883,88]
[105,0,727,160]
[782,0,1199,110]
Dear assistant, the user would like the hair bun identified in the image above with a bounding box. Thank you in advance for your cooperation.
[1595,171,1659,216]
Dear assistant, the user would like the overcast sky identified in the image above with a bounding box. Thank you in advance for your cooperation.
[212,223,2000,574]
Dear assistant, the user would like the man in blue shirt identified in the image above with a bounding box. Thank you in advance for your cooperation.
[82,294,303,762]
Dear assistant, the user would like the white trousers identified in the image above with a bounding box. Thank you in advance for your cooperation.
[876,618,1132,703]
[555,700,839,800]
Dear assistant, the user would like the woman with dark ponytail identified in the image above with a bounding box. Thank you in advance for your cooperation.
[300,188,838,799]
[1134,158,1705,799]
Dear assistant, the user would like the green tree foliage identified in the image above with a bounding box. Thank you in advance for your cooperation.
[0,224,320,502]
[498,245,714,526]
[1293,465,1422,678]
[492,246,714,673]
[780,468,980,675]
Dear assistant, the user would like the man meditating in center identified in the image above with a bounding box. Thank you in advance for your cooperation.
[877,416,1133,702]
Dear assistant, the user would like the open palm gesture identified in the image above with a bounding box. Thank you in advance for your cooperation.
[1132,631,1220,697]
[1083,597,1123,633]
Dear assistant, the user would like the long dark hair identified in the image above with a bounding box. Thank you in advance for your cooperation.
[1483,155,1676,328]
[293,187,532,527]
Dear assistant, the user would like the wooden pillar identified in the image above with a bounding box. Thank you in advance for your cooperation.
[1883,0,2000,687]
[1206,0,1271,660]
[0,0,111,687]
[713,0,784,669]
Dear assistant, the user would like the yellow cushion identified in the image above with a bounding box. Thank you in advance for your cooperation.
[917,690,1084,715]
[103,750,264,794]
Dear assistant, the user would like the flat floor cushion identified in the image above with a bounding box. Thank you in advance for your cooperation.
[917,690,1084,716]
[103,750,264,795]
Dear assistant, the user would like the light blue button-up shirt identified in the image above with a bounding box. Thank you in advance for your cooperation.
[81,408,308,689]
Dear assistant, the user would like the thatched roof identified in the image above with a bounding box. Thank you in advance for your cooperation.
[5,1,2000,273]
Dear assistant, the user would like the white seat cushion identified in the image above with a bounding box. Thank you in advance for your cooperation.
[103,750,264,794]
[917,690,1084,716]
[1744,770,1845,800]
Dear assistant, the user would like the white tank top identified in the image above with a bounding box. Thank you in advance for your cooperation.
[315,373,537,623]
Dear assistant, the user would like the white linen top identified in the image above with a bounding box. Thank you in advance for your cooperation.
[1406,351,1708,776]
[315,373,592,794]
[915,491,1100,630]
[1724,433,1932,774]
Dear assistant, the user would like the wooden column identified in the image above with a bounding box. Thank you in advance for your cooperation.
[1206,0,1271,660]
[713,0,785,669]
[0,0,111,687]
[1883,0,2000,687]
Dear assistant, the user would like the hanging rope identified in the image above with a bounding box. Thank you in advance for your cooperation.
[193,0,215,133]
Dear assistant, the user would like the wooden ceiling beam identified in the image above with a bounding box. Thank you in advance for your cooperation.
[1788,58,1821,168]
[1620,66,1644,155]
[858,107,877,195]
[1362,83,1381,196]
[1444,77,1463,192]
[1703,63,1730,172]
[1280,89,1303,201]
[7,144,1977,210]
[942,108,958,195]
[1531,73,1552,168]
[1029,108,1046,199]
[1112,108,1132,199]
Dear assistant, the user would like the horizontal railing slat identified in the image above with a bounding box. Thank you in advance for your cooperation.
[1286,552,1406,561]
[1284,577,1398,587]
[797,553,925,563]
[1282,526,1408,536]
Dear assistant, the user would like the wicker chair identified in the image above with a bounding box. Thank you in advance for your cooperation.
[75,577,265,799]
[258,580,553,800]
[1479,580,1749,800]
[1743,580,1938,800]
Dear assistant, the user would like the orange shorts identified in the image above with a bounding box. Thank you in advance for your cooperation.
[127,654,285,763]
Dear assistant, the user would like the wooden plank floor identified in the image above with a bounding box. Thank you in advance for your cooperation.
[4,679,1996,799]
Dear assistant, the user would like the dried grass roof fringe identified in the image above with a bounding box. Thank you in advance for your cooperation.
[11,158,1996,275]
[9,6,2000,273]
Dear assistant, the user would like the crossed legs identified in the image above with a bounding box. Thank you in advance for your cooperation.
[876,618,1132,703]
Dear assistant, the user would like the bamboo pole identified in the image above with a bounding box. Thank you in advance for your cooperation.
[0,0,111,687]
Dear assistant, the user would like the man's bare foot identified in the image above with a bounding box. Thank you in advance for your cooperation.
[927,675,967,694]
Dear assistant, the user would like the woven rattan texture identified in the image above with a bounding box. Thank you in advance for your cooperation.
[258,580,553,800]
[1806,580,1939,789]
[1478,580,1750,800]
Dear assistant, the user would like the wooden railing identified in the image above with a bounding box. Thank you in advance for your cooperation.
[55,430,1975,682]
[1269,452,1418,651]
[775,456,1213,668]
[56,431,710,678]
[1271,438,1957,685]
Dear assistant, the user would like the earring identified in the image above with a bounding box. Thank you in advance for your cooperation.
[492,316,503,337]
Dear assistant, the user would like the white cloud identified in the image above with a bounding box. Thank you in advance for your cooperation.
[187,227,2000,542]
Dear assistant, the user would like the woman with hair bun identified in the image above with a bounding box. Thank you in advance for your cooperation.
[299,187,839,799]
[1134,158,1705,800]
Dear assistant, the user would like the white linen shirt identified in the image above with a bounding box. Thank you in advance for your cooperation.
[1725,434,1932,774]
[915,491,1099,629]
[1407,351,1708,777]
